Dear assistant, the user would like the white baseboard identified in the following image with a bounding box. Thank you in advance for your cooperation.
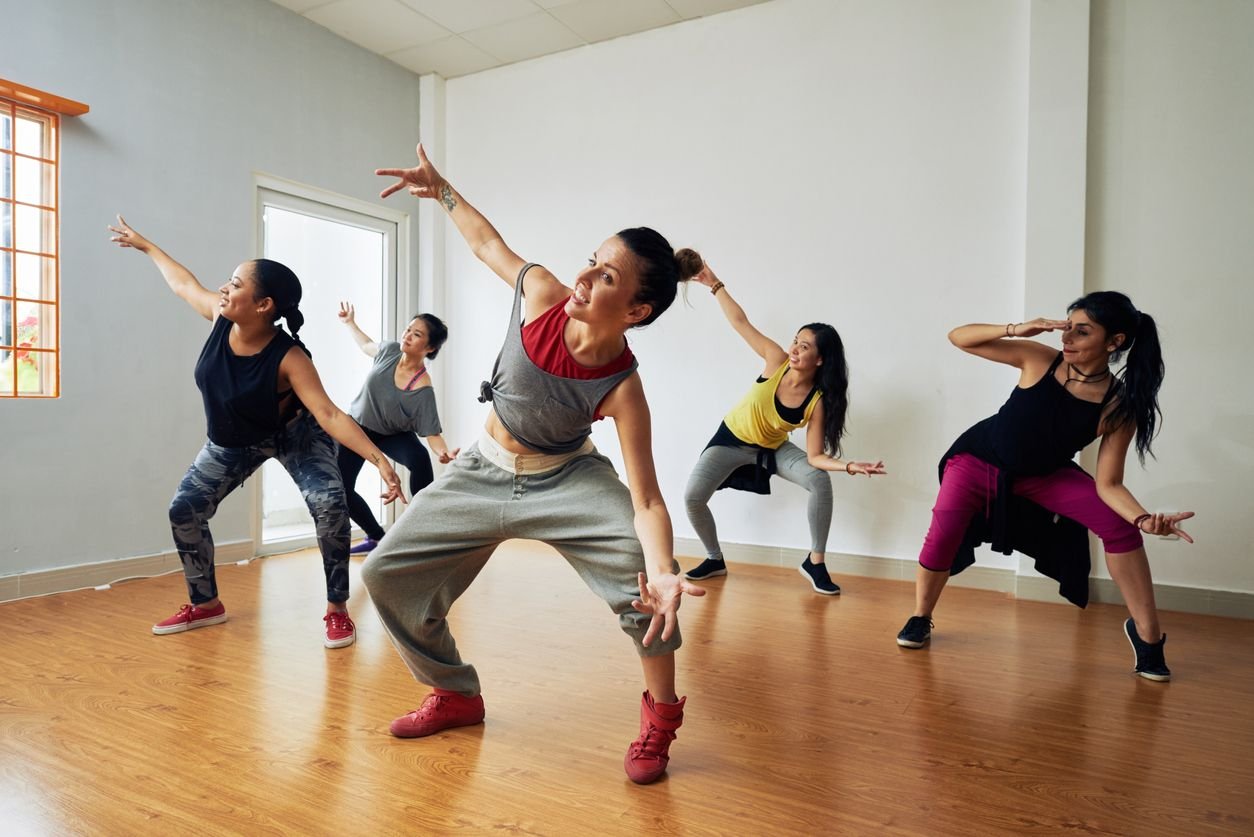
[0,540,255,603]
[674,537,1254,619]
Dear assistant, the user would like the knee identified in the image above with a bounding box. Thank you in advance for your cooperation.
[168,493,204,527]
[807,470,832,497]
[307,488,349,529]
[1101,521,1144,555]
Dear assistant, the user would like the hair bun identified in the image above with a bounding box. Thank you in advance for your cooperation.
[674,248,703,282]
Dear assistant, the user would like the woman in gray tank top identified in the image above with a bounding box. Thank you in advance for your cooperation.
[363,144,704,784]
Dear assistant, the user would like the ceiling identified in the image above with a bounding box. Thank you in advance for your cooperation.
[269,0,772,78]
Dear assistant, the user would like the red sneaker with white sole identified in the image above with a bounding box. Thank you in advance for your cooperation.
[389,689,485,738]
[152,602,228,635]
[324,611,356,648]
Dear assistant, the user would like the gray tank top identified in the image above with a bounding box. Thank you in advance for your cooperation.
[478,263,638,454]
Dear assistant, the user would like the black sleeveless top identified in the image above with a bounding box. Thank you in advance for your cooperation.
[941,352,1119,607]
[193,315,300,447]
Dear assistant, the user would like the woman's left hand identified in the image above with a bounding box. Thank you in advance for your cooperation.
[437,448,461,464]
[632,571,706,647]
[377,462,407,504]
[846,460,887,477]
[1140,511,1195,543]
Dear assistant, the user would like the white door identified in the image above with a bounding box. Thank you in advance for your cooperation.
[255,185,402,550]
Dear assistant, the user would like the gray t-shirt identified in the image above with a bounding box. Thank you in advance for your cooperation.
[348,341,442,436]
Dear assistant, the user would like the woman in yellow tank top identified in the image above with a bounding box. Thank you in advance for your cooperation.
[682,263,886,594]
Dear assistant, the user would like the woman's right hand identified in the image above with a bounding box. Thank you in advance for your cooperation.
[376,143,445,200]
[691,262,719,291]
[338,301,356,326]
[107,215,153,253]
[1011,317,1071,338]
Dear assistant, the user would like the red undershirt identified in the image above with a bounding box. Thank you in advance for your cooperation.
[521,295,634,418]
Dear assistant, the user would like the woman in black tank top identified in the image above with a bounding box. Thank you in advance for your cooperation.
[679,261,886,595]
[895,292,1194,682]
[109,216,404,649]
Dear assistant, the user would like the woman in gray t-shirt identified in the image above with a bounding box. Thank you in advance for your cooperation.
[337,303,459,552]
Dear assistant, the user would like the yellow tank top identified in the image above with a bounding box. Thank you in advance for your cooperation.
[723,362,821,449]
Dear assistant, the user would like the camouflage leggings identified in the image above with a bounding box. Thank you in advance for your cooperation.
[168,412,350,605]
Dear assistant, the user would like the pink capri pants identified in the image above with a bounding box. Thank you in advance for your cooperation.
[919,452,1143,572]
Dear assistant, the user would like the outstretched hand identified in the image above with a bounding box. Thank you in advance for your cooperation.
[377,461,408,505]
[846,460,887,477]
[337,301,356,325]
[631,571,706,647]
[437,448,461,465]
[376,143,445,200]
[1140,511,1195,544]
[1013,317,1071,338]
[691,262,719,291]
[107,215,153,252]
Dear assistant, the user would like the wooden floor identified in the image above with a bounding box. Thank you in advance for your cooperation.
[3,542,1253,836]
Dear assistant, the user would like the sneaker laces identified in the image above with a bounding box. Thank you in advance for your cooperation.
[325,612,354,631]
[629,722,676,759]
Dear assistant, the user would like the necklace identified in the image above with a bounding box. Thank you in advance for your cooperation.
[1065,362,1110,386]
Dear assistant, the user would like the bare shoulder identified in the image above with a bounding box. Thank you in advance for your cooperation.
[598,370,646,419]
[521,264,571,317]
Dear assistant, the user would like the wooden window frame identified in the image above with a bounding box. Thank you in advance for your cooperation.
[1,79,88,399]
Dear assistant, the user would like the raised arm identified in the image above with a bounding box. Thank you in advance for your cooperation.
[337,301,379,357]
[690,262,787,368]
[108,215,220,321]
[376,144,565,302]
[599,373,705,646]
[948,318,1068,381]
[279,348,405,504]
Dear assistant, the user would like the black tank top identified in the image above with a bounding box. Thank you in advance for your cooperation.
[986,352,1114,475]
[194,315,299,447]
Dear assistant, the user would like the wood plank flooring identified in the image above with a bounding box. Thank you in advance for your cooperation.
[2,541,1252,836]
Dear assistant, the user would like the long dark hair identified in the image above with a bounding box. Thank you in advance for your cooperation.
[249,258,311,357]
[616,227,703,327]
[413,312,449,359]
[1067,291,1164,462]
[801,322,849,456]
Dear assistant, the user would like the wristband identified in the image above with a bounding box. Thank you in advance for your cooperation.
[1005,322,1017,337]
[1133,513,1152,531]
[845,461,855,475]
[710,281,725,296]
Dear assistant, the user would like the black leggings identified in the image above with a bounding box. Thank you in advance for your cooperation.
[337,422,433,540]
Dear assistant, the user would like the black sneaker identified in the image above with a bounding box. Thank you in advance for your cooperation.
[896,616,933,648]
[798,555,840,595]
[685,557,727,580]
[1124,617,1171,681]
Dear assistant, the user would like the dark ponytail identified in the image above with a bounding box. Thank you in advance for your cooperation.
[802,322,850,456]
[616,227,702,328]
[250,258,311,358]
[1067,291,1164,462]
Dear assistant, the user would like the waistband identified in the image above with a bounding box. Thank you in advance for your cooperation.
[477,430,594,476]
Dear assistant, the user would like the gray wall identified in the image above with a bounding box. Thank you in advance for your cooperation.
[0,0,420,575]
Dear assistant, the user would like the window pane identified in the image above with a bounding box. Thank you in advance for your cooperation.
[0,348,15,397]
[15,156,54,207]
[1,202,10,248]
[0,111,10,150]
[16,252,55,301]
[15,347,49,395]
[1,153,11,199]
[15,112,53,159]
[17,300,56,351]
[1,250,11,296]
[0,298,11,347]
[15,204,54,255]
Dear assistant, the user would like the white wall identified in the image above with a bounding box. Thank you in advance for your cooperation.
[0,0,421,576]
[1086,0,1254,592]
[439,0,1031,571]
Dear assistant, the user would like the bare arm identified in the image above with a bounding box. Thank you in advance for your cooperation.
[690,263,787,367]
[803,400,886,476]
[948,318,1069,385]
[336,301,379,357]
[108,215,219,321]
[279,348,405,504]
[1094,418,1194,542]
[599,373,705,646]
[425,434,460,464]
[376,144,567,310]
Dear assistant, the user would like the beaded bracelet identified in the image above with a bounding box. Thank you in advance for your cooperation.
[1005,322,1017,337]
[710,280,725,296]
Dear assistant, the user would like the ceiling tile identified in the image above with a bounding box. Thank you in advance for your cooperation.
[389,36,501,77]
[547,0,681,43]
[397,0,539,34]
[462,12,584,64]
[665,0,768,19]
[305,0,452,55]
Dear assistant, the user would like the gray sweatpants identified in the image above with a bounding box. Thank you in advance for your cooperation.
[683,440,833,560]
[361,443,682,697]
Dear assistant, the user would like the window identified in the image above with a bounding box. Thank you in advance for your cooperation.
[0,80,88,398]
